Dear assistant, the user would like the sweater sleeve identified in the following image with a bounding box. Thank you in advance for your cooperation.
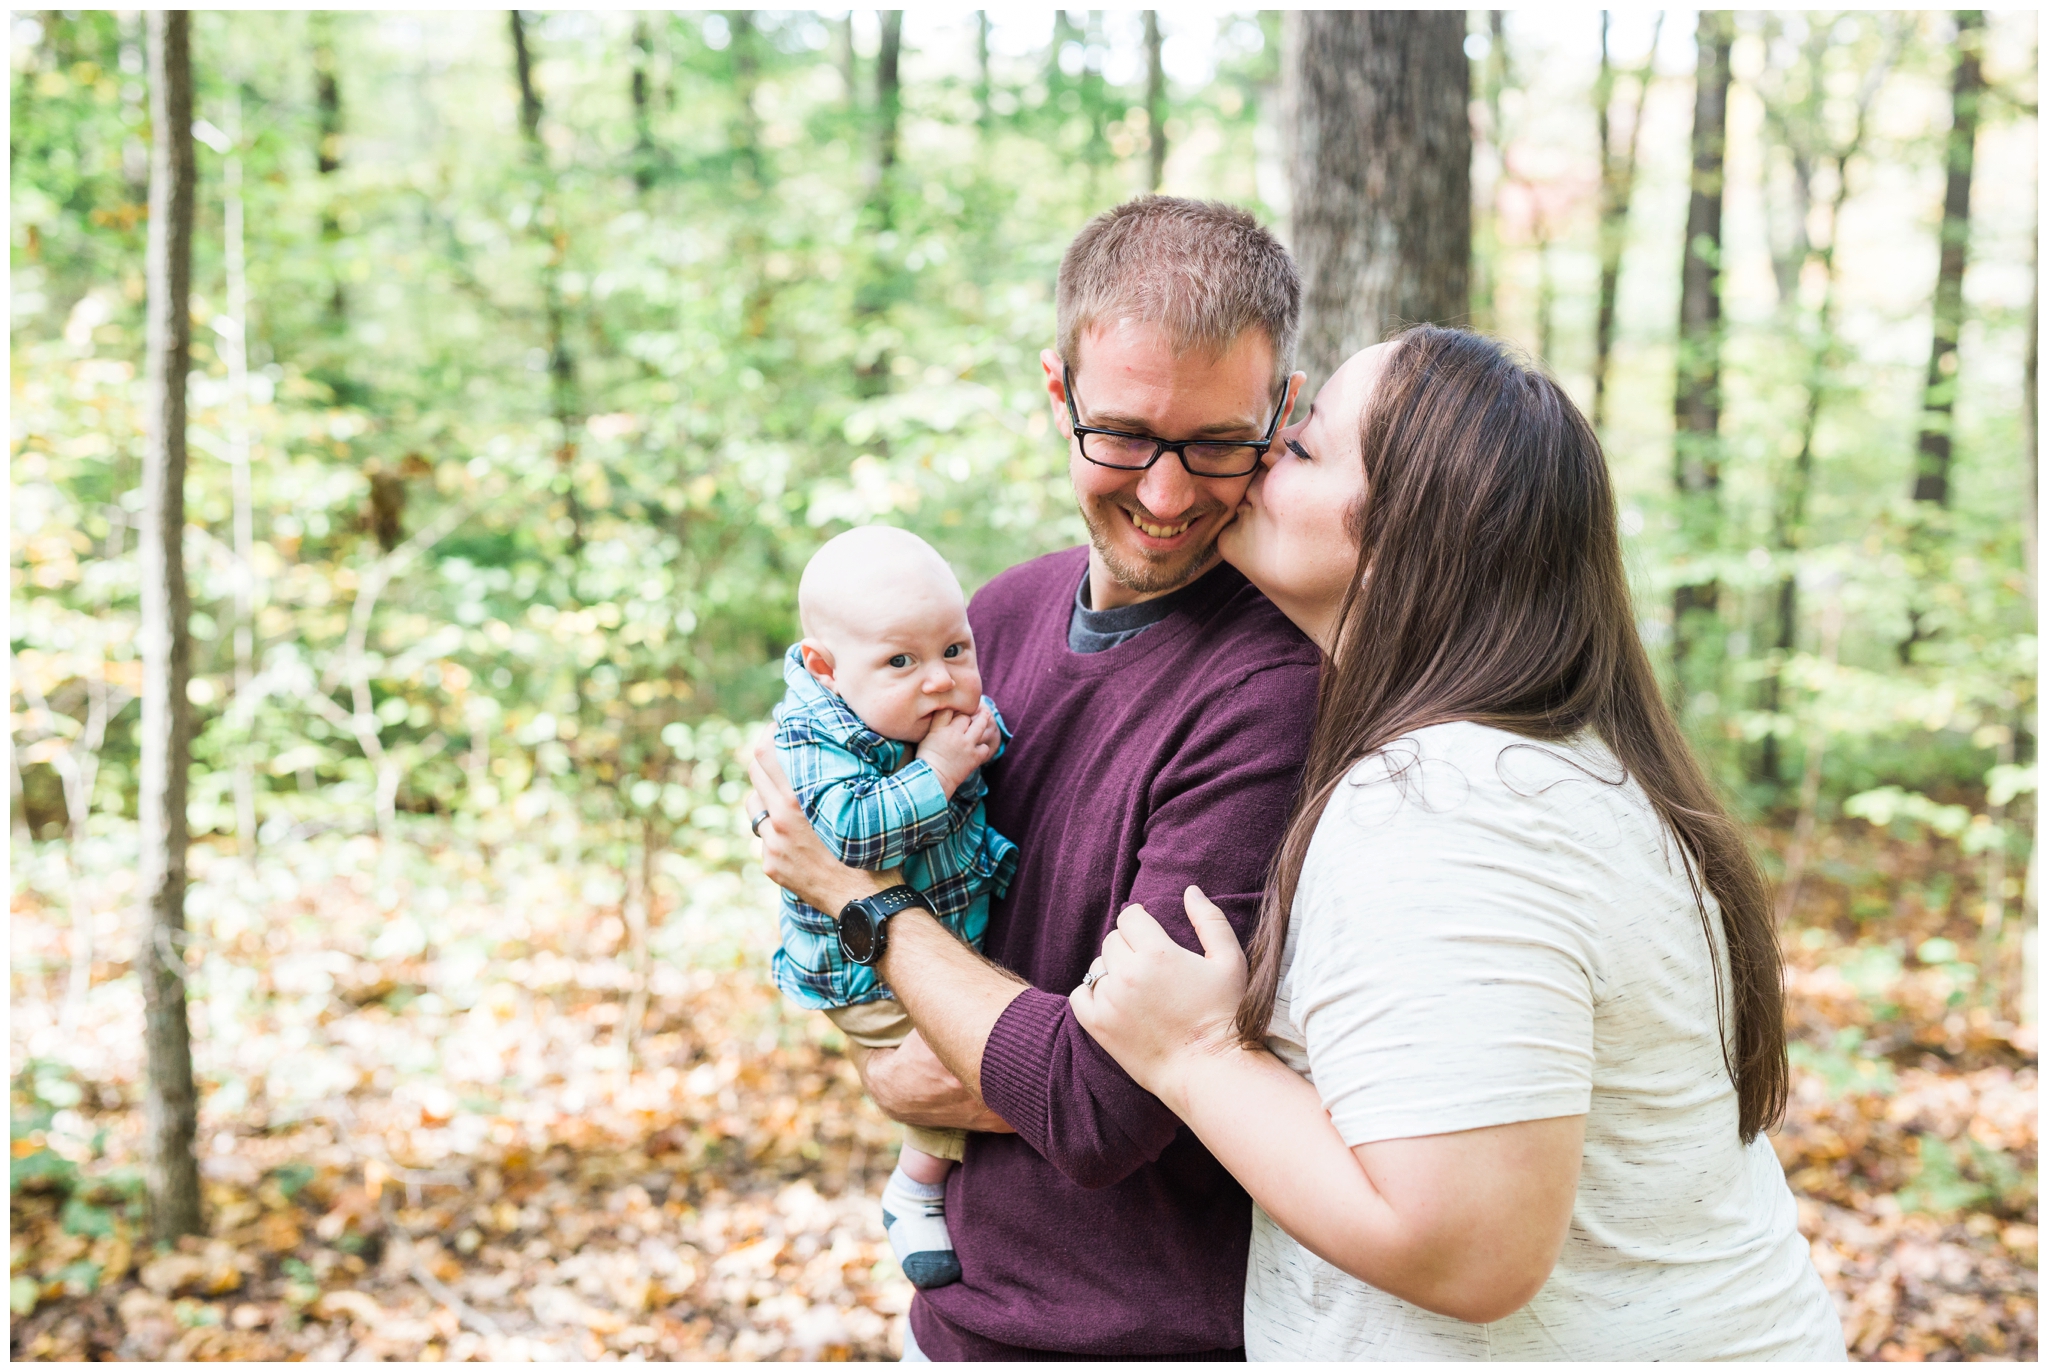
[978,660,1319,1189]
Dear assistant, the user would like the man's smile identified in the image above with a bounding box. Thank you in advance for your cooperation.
[1122,506,1200,545]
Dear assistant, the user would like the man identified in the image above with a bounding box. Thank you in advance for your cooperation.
[750,196,1320,1359]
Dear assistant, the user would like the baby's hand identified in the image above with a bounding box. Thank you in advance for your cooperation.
[918,705,998,798]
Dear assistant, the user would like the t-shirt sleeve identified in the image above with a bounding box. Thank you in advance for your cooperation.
[1290,744,1600,1147]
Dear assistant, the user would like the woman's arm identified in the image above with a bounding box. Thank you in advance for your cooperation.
[1072,892,1583,1324]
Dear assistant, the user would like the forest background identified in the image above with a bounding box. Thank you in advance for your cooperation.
[7,7,2039,1362]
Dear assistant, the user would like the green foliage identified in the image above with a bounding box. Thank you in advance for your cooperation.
[1901,1134,2037,1219]
[5,12,2034,910]
[1788,1027,1898,1099]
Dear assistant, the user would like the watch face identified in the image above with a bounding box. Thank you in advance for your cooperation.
[841,906,878,964]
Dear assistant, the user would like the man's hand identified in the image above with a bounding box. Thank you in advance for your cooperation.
[851,1030,1015,1134]
[746,743,892,915]
[916,705,999,798]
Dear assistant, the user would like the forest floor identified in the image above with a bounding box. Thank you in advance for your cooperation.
[8,819,2038,1361]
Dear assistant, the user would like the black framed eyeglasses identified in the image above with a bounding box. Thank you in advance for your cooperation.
[1062,364,1285,479]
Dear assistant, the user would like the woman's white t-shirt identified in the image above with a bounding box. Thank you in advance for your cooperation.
[1244,722,1845,1361]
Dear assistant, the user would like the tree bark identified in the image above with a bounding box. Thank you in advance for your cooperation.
[139,7,203,1244]
[311,12,345,322]
[1286,10,1471,386]
[1911,11,1984,509]
[975,11,993,140]
[1144,11,1166,193]
[1670,10,1732,702]
[1591,10,1661,433]
[1756,23,1895,783]
[509,10,583,555]
[630,16,655,192]
[872,11,903,201]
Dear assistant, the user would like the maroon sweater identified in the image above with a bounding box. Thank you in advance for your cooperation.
[911,547,1321,1360]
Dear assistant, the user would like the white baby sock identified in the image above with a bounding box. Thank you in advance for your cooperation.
[881,1164,961,1289]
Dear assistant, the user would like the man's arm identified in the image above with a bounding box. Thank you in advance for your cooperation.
[967,660,1321,1188]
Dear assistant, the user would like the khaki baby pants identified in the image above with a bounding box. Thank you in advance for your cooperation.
[824,999,968,1163]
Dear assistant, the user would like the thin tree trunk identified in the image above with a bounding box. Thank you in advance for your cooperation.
[139,7,202,1244]
[1910,10,1984,509]
[510,10,583,556]
[1775,589,1846,924]
[1757,28,1895,784]
[311,12,345,322]
[855,12,905,400]
[1671,10,1732,705]
[1591,10,1661,433]
[975,11,993,140]
[221,91,259,854]
[873,10,903,201]
[1144,11,1166,193]
[630,16,655,192]
[1286,9,1471,386]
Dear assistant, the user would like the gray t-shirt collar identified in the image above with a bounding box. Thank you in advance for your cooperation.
[1067,567,1205,654]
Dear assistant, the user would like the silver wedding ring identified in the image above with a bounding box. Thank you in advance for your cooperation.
[1079,966,1106,992]
[749,810,770,836]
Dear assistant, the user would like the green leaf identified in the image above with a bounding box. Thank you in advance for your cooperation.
[59,1195,116,1238]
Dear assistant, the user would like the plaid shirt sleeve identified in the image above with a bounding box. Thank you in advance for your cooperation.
[778,718,958,871]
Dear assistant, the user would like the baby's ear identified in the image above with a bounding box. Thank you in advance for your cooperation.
[798,640,839,692]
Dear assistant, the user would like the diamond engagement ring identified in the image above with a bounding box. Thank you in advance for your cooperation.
[750,810,770,836]
[1079,966,1106,992]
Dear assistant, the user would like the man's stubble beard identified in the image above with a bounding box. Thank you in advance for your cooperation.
[1078,493,1225,597]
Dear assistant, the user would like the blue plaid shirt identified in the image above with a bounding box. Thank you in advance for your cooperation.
[770,645,1020,1010]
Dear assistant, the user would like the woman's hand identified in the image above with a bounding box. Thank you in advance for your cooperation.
[1069,885,1248,1112]
[744,742,891,915]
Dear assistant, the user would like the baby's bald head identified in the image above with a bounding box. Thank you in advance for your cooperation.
[795,527,982,743]
[799,526,964,645]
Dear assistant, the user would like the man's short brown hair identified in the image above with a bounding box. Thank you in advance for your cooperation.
[1056,196,1301,386]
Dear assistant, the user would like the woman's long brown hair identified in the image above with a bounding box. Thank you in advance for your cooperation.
[1237,325,1787,1142]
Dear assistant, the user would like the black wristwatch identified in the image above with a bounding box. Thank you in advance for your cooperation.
[838,884,933,966]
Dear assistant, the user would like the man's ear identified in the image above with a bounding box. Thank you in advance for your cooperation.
[1041,348,1073,438]
[799,639,839,693]
[1281,370,1307,428]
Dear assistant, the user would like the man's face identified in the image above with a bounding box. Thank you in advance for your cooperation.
[1042,320,1296,607]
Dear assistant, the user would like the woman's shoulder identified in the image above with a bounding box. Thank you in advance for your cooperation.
[1313,723,1664,890]
[1336,721,1621,804]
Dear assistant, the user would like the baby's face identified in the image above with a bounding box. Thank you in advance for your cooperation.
[808,586,982,744]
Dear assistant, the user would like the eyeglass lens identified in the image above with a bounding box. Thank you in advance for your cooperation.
[1078,431,1263,476]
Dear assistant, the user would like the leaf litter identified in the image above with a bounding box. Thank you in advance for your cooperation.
[8,817,2037,1360]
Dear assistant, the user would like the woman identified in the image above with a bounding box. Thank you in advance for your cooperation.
[1070,327,1844,1359]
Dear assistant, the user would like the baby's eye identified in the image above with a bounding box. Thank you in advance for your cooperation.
[888,654,912,669]
[943,643,963,659]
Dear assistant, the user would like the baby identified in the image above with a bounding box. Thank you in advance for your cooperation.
[770,525,1017,1290]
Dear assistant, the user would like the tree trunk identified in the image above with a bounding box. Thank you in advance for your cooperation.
[1670,10,1732,704]
[222,92,259,853]
[1756,24,1894,784]
[630,16,655,192]
[1910,10,1983,509]
[510,11,542,146]
[1286,10,1471,387]
[975,11,992,139]
[1144,11,1166,193]
[138,7,203,1244]
[855,12,905,400]
[311,12,345,322]
[509,10,584,556]
[1591,10,1661,433]
[872,11,903,203]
